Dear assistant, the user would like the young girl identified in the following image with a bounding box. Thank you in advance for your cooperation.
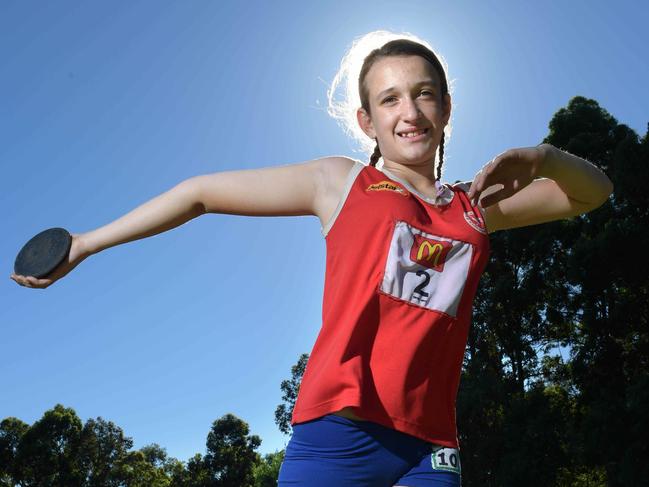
[11,31,613,486]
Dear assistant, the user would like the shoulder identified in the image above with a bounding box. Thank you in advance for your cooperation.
[320,155,359,179]
[451,180,470,192]
[317,156,363,193]
[446,180,475,200]
[450,179,500,202]
[311,156,365,231]
[451,180,497,196]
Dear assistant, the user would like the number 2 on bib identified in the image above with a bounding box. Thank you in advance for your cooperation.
[380,220,474,318]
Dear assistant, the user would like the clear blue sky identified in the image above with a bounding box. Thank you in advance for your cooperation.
[1,0,647,461]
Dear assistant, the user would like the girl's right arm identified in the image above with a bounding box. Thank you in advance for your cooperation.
[11,156,348,289]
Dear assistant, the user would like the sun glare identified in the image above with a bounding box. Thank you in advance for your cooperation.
[326,30,454,163]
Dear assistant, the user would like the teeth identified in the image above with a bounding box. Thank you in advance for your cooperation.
[399,129,426,138]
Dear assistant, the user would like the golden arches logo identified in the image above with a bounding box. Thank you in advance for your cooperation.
[417,241,444,266]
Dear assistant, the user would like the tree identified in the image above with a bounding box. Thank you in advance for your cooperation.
[203,413,262,487]
[116,450,171,487]
[169,453,210,487]
[13,403,84,486]
[1,406,187,487]
[253,450,284,487]
[544,98,649,486]
[274,353,309,435]
[0,417,29,486]
[457,96,649,486]
[76,416,134,487]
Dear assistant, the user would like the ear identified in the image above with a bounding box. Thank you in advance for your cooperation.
[442,93,452,126]
[356,107,376,139]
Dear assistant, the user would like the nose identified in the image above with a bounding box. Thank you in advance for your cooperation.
[401,96,422,121]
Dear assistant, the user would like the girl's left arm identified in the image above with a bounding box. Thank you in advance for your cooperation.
[533,143,614,205]
[467,143,614,233]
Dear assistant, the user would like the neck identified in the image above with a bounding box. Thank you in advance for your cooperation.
[381,158,438,187]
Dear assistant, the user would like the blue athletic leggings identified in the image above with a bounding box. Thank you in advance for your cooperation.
[278,414,461,486]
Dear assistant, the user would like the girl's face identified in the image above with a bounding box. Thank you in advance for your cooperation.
[357,55,451,173]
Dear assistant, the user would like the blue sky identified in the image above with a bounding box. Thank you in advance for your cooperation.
[1,0,647,461]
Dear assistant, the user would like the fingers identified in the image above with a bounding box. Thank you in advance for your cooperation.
[469,158,497,205]
[467,168,483,203]
[10,273,52,289]
[468,148,537,207]
[468,183,481,207]
[11,274,28,287]
[10,274,30,287]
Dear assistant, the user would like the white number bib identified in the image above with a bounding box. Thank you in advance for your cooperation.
[431,446,461,474]
[380,221,473,318]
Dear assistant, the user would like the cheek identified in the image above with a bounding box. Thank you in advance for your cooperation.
[436,103,450,121]
[374,113,397,134]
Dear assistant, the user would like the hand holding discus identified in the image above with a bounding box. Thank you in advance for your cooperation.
[11,228,90,289]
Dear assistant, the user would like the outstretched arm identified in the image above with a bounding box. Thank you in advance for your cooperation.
[83,158,326,254]
[11,156,338,288]
[191,159,323,217]
[81,179,204,255]
[11,179,205,288]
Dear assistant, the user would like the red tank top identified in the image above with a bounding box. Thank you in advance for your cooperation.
[291,159,490,448]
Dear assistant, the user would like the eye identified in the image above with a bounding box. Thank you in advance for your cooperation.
[382,96,397,104]
[420,90,434,97]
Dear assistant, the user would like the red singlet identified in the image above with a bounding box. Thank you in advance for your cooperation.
[291,159,490,448]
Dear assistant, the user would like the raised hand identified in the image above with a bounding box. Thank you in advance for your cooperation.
[468,146,546,208]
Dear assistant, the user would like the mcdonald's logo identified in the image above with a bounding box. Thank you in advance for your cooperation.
[410,235,451,271]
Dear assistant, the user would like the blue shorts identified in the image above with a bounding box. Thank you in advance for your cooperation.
[278,414,461,486]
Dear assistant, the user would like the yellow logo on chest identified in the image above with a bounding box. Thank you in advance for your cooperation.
[365,180,409,196]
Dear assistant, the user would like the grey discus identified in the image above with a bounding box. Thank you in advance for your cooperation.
[14,227,72,278]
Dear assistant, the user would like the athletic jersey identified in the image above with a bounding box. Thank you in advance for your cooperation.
[291,159,490,448]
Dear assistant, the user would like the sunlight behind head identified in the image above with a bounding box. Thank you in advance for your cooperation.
[327,30,455,165]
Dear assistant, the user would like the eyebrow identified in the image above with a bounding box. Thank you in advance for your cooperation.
[376,79,438,100]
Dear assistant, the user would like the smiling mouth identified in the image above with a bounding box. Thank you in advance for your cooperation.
[397,128,429,138]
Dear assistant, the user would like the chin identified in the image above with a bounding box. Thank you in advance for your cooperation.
[400,150,436,164]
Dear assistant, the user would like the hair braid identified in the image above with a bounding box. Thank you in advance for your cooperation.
[436,133,445,181]
[369,139,382,167]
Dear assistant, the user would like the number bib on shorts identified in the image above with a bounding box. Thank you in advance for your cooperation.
[431,447,461,474]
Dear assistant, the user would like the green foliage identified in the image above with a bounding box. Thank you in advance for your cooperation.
[0,406,267,487]
[14,404,84,486]
[252,450,284,487]
[204,413,262,486]
[170,453,210,487]
[556,465,607,486]
[117,450,171,487]
[0,417,29,485]
[458,96,649,485]
[274,353,309,435]
[76,416,134,486]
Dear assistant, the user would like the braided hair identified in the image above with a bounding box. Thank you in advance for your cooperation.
[359,39,449,181]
